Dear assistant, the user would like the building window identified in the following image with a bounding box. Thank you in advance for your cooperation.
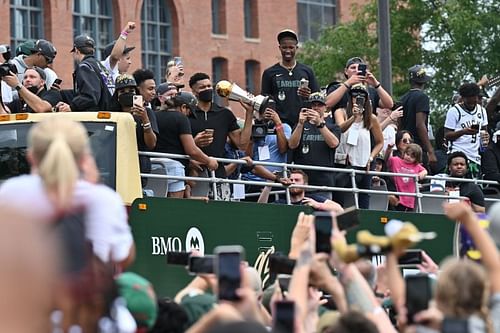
[245,60,260,94]
[73,0,114,59]
[211,0,226,35]
[297,0,336,41]
[10,0,44,49]
[244,0,259,38]
[212,57,228,105]
[141,0,172,83]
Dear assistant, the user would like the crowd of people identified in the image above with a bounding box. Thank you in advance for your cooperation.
[2,25,500,212]
[2,23,500,333]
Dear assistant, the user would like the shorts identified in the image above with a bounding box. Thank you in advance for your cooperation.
[164,159,185,193]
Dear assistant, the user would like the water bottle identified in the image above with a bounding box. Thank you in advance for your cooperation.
[480,130,487,152]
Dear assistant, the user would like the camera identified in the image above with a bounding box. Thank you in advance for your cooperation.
[0,62,17,78]
[252,119,268,140]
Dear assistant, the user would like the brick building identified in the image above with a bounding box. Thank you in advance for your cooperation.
[1,0,362,114]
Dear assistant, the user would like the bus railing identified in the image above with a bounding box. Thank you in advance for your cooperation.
[139,151,500,212]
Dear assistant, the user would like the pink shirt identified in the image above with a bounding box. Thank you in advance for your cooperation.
[388,156,426,209]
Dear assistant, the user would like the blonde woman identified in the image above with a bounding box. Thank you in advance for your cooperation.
[0,117,135,267]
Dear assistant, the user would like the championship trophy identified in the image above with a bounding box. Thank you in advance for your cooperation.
[215,80,269,114]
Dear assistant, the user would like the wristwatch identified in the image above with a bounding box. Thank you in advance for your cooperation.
[316,122,326,129]
[15,84,22,91]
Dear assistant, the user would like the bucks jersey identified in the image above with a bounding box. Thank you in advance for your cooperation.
[444,103,487,164]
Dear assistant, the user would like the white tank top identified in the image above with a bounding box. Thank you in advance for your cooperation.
[343,121,371,167]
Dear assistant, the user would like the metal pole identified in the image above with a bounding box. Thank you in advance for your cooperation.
[351,169,359,208]
[211,170,218,200]
[378,0,393,94]
[283,166,291,205]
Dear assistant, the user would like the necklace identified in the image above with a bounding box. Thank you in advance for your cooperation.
[280,61,297,76]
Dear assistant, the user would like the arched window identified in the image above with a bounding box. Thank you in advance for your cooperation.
[73,0,114,59]
[297,0,337,41]
[245,60,260,94]
[10,0,44,49]
[141,0,172,83]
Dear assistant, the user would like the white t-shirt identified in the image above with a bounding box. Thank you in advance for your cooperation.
[101,56,119,95]
[343,121,371,167]
[444,103,488,164]
[382,124,396,155]
[0,174,133,263]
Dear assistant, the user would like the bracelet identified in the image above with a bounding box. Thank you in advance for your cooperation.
[142,122,151,128]
[374,83,381,89]
[121,30,129,36]
[275,124,283,131]
[119,34,127,40]
[343,82,351,89]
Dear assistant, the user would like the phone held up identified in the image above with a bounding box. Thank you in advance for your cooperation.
[405,274,432,324]
[214,245,244,301]
[358,63,367,76]
[133,94,143,107]
[273,300,295,333]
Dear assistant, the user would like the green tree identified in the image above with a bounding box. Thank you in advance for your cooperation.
[298,0,500,130]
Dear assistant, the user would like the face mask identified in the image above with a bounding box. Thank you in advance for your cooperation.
[198,89,213,102]
[118,92,135,107]
[27,86,40,94]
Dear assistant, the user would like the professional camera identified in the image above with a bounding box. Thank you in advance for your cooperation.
[252,119,268,140]
[0,44,17,78]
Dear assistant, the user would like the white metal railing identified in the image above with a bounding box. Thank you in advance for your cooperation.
[139,151,500,212]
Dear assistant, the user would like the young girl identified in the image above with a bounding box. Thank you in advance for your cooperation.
[386,143,427,211]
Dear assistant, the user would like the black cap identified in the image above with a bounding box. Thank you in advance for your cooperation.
[156,82,177,96]
[102,41,136,60]
[71,35,96,52]
[114,74,137,91]
[172,92,198,110]
[309,92,326,105]
[408,65,431,84]
[350,83,369,97]
[277,29,298,43]
[345,57,365,68]
[32,39,57,64]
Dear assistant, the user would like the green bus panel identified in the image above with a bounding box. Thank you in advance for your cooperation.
[129,198,456,297]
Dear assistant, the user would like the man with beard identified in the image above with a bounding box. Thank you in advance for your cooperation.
[261,29,319,127]
[446,151,485,213]
[445,83,489,178]
[2,67,61,113]
[258,169,343,214]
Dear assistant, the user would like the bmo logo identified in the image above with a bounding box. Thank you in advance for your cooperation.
[185,227,205,255]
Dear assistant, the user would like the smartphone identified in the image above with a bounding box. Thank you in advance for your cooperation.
[398,249,423,266]
[166,251,190,266]
[336,206,361,231]
[470,123,479,130]
[188,255,215,275]
[358,63,367,76]
[51,78,62,90]
[267,99,276,111]
[204,128,214,135]
[299,79,309,89]
[441,317,469,333]
[391,101,403,111]
[277,274,291,294]
[269,254,296,275]
[405,274,432,324]
[215,245,244,301]
[133,94,143,106]
[314,212,332,254]
[355,95,366,108]
[302,100,312,109]
[273,301,295,333]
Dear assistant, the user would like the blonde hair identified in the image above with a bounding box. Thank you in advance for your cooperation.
[436,258,493,333]
[28,118,89,211]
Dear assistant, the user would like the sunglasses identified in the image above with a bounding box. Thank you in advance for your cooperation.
[402,138,413,144]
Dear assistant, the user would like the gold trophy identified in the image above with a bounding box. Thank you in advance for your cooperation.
[215,80,269,114]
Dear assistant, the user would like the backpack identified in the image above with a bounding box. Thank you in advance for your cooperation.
[80,57,114,111]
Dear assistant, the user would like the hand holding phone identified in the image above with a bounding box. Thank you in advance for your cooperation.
[133,94,143,107]
[336,206,361,231]
[358,63,367,76]
[273,301,295,333]
[313,212,333,254]
[188,255,215,275]
[405,274,432,324]
[215,245,244,301]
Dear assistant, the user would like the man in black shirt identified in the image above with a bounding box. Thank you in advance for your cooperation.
[187,72,253,177]
[399,65,437,171]
[2,67,61,113]
[446,151,484,213]
[261,29,319,127]
[155,91,218,197]
[289,93,341,199]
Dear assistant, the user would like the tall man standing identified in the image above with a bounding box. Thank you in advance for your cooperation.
[261,29,319,127]
[399,65,437,172]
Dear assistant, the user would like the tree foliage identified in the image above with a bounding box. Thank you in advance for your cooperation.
[298,0,500,129]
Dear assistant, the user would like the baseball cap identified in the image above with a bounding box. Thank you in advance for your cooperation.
[16,40,36,56]
[309,92,326,105]
[349,83,369,97]
[102,41,136,60]
[277,29,298,43]
[172,91,198,110]
[409,64,432,84]
[32,39,57,64]
[180,293,216,328]
[70,35,96,52]
[116,272,158,329]
[345,57,365,68]
[115,74,138,93]
[156,82,177,96]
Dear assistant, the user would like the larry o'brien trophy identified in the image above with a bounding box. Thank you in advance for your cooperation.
[216,80,269,114]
